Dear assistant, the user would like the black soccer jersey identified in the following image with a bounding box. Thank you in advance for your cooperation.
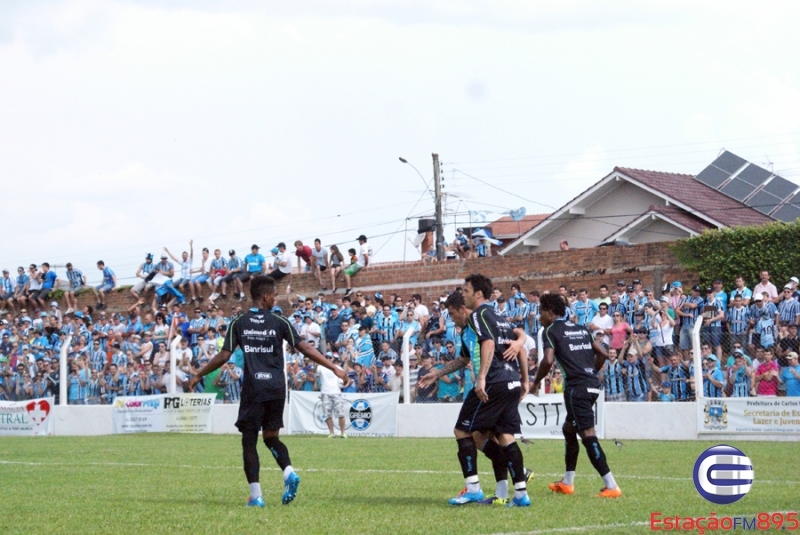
[542,318,600,390]
[223,308,301,402]
[467,303,520,385]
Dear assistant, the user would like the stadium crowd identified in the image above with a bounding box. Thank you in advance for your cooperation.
[2,239,800,405]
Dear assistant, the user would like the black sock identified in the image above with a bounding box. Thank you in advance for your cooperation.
[456,437,479,478]
[564,430,580,472]
[242,431,260,483]
[581,436,610,477]
[503,442,526,486]
[481,440,508,482]
[263,436,292,471]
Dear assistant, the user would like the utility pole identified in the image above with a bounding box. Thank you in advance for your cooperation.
[432,153,444,261]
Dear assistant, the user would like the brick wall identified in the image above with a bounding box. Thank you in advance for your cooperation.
[58,242,695,316]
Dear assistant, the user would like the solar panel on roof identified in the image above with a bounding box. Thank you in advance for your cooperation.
[761,175,798,200]
[772,203,800,223]
[695,165,731,189]
[746,190,783,215]
[720,178,758,201]
[736,164,772,186]
[714,151,748,174]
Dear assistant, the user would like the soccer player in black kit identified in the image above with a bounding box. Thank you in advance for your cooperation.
[186,275,347,507]
[532,293,622,498]
[419,274,531,507]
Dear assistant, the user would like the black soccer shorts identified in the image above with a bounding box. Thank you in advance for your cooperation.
[455,381,522,435]
[235,398,285,433]
[563,387,599,431]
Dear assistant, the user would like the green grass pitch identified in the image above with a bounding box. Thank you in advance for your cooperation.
[0,435,796,534]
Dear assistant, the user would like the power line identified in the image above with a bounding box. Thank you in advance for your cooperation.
[452,169,557,210]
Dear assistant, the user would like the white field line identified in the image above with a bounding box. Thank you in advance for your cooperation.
[0,459,796,485]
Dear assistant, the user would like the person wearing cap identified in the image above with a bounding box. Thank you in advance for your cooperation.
[747,293,779,355]
[777,284,800,327]
[453,228,469,258]
[620,285,641,325]
[130,253,157,305]
[754,270,779,304]
[675,285,704,360]
[779,352,800,396]
[240,245,267,299]
[702,287,725,361]
[219,249,244,301]
[729,275,753,307]
[726,350,753,397]
[701,351,725,398]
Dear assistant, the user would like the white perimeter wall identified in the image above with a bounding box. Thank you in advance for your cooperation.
[48,402,796,441]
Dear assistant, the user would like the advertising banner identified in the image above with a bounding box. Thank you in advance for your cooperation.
[0,397,54,436]
[111,394,216,434]
[698,397,800,434]
[518,393,605,439]
[288,391,399,437]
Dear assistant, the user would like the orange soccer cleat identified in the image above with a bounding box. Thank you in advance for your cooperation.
[548,481,574,495]
[596,486,622,498]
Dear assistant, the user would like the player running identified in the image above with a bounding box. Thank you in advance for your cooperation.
[419,274,531,507]
[186,275,348,508]
[532,294,622,498]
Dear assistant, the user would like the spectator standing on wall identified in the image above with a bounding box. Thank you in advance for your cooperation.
[190,247,213,303]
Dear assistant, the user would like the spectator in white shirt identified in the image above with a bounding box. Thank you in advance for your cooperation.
[303,315,321,348]
[589,303,614,346]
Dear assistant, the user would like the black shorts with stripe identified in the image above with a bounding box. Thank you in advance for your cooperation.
[564,387,599,431]
[455,381,521,435]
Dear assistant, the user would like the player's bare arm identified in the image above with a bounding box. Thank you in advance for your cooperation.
[296,341,348,383]
[591,340,609,372]
[417,356,469,388]
[501,327,527,361]
[185,349,231,391]
[531,347,555,396]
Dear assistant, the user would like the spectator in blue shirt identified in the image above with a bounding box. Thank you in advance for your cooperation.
[777,284,800,327]
[570,288,599,326]
[1,269,14,314]
[702,287,725,361]
[702,355,725,398]
[676,285,703,360]
[779,352,800,396]
[241,244,266,291]
[730,275,753,307]
[36,262,58,311]
[63,263,85,314]
[93,261,116,310]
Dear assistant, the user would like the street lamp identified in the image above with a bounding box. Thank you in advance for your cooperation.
[398,157,434,200]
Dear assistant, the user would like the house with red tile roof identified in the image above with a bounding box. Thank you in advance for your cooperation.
[499,152,790,255]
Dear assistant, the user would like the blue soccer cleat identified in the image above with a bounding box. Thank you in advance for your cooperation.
[506,494,531,508]
[448,490,485,505]
[246,496,265,508]
[282,472,300,505]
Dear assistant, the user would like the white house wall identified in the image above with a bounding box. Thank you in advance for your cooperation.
[530,181,666,252]
[627,218,693,244]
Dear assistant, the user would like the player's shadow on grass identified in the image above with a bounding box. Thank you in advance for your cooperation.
[116,497,233,507]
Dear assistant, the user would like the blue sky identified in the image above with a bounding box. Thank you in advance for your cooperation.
[1,1,799,284]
